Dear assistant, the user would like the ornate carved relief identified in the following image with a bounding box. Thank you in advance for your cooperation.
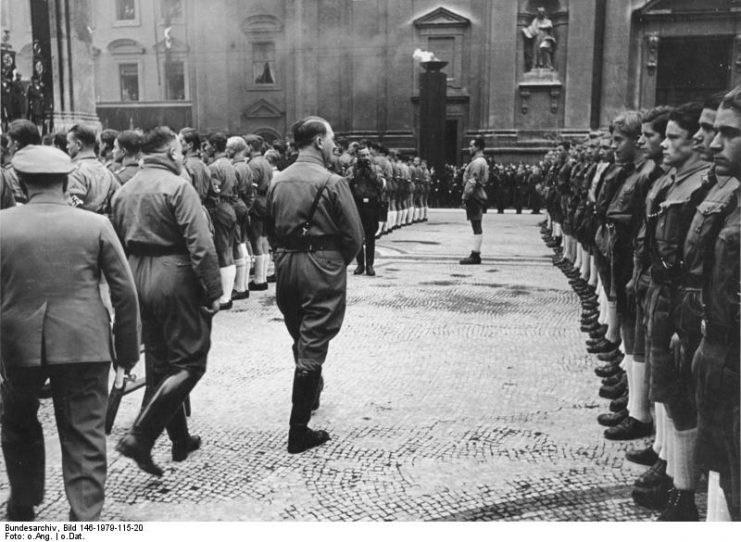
[646,34,660,75]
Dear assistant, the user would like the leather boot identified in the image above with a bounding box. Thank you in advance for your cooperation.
[595,361,623,378]
[288,369,330,454]
[354,250,365,275]
[459,251,481,265]
[6,502,35,521]
[609,391,628,412]
[656,488,699,521]
[168,405,201,462]
[365,250,376,276]
[116,369,201,477]
[312,368,324,412]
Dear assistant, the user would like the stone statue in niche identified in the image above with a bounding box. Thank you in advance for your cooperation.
[522,7,556,72]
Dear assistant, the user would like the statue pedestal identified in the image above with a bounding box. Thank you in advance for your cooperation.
[517,70,563,130]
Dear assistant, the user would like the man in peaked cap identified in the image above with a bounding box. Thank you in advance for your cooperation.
[0,145,141,521]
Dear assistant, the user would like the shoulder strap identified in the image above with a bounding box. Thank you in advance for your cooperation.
[301,173,332,237]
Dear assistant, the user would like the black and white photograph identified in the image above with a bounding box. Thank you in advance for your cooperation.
[0,0,740,531]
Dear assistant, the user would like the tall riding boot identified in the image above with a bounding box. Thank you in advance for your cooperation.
[365,241,376,276]
[312,367,324,411]
[354,248,365,275]
[166,405,201,462]
[288,369,330,454]
[116,369,201,476]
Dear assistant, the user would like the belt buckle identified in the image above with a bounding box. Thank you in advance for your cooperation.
[363,197,369,203]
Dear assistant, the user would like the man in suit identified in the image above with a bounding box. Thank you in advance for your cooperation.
[0,145,141,521]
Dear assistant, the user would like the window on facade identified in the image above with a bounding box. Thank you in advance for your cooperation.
[160,0,182,21]
[119,63,139,102]
[165,60,185,101]
[116,0,136,21]
[253,42,276,85]
[428,36,456,83]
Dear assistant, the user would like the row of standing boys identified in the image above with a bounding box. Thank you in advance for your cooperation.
[538,87,741,521]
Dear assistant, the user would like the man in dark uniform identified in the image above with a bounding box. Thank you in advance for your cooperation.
[5,119,42,203]
[227,136,255,299]
[111,130,142,185]
[644,103,711,520]
[1,145,140,520]
[266,116,362,454]
[203,132,239,309]
[111,126,222,477]
[245,134,273,291]
[460,137,489,265]
[692,87,741,521]
[66,124,121,214]
[179,128,212,203]
[349,145,384,276]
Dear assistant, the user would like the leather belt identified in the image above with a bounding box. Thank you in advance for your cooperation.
[276,236,341,252]
[128,245,188,257]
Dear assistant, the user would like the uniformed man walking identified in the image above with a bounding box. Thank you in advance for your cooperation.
[266,116,363,454]
[111,127,222,477]
[0,145,141,520]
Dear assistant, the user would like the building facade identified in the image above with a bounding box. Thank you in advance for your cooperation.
[4,0,740,163]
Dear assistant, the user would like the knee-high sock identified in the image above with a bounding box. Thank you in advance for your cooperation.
[563,235,572,260]
[574,243,583,270]
[672,427,698,490]
[472,234,483,253]
[606,301,620,343]
[553,222,562,238]
[706,471,732,521]
[589,255,599,288]
[665,411,677,480]
[263,253,272,280]
[598,281,608,325]
[423,205,428,219]
[627,360,651,423]
[654,402,666,459]
[580,250,591,281]
[399,207,406,226]
[235,257,247,293]
[407,207,414,224]
[253,255,267,284]
[219,265,237,303]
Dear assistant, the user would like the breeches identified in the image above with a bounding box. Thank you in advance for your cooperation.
[275,251,347,373]
[129,254,211,382]
[1,363,109,521]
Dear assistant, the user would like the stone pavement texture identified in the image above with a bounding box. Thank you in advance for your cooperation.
[0,209,708,521]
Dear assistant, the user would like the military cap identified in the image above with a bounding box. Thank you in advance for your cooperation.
[11,145,75,175]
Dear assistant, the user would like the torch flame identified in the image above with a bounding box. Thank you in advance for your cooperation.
[413,48,438,62]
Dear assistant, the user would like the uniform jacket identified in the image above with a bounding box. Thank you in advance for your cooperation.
[0,167,16,209]
[267,154,363,265]
[681,170,739,290]
[646,160,711,280]
[249,154,273,218]
[1,190,140,368]
[233,158,255,212]
[349,161,384,201]
[183,154,212,203]
[462,154,489,201]
[606,159,654,244]
[113,157,141,186]
[704,203,740,343]
[110,155,222,303]
[67,150,121,213]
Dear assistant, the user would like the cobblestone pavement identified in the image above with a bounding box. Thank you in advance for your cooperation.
[1,209,708,521]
